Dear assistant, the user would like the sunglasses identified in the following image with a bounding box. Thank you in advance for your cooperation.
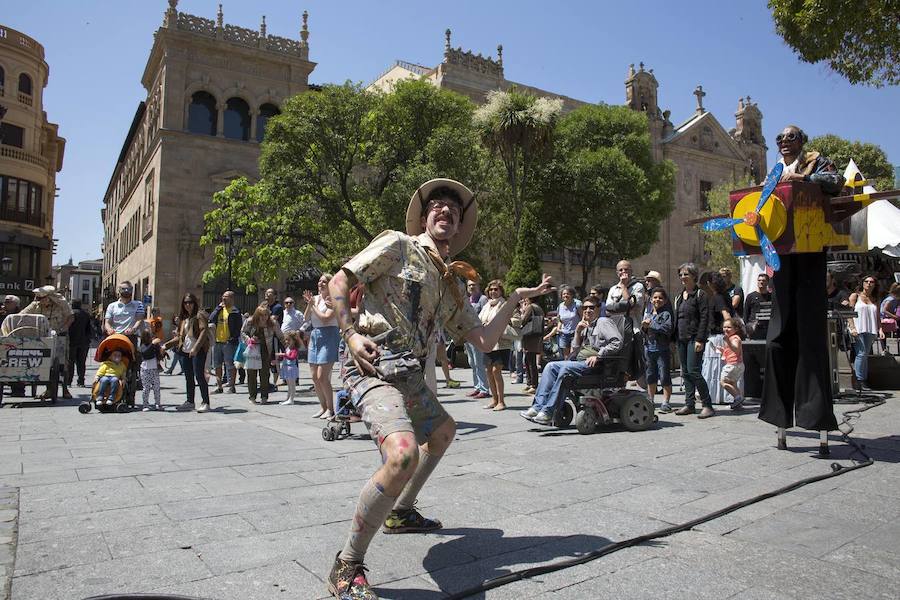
[284,301,294,304]
[775,132,800,143]
[583,305,597,310]
[487,288,500,292]
[183,300,195,304]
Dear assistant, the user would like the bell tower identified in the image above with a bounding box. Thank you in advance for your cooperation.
[625,62,664,160]
[731,96,767,183]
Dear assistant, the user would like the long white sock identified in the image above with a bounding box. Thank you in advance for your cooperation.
[339,478,397,563]
[394,450,442,511]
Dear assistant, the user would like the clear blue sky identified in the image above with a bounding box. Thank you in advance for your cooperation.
[7,0,899,265]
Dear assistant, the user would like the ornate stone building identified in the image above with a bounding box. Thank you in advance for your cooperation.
[101,1,314,316]
[0,24,65,303]
[370,35,768,288]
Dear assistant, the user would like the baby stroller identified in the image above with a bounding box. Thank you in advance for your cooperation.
[322,388,362,441]
[78,334,137,414]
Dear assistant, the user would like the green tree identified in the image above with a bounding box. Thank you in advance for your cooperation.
[769,0,899,87]
[474,89,562,289]
[201,80,488,287]
[701,178,753,275]
[807,134,895,191]
[541,104,676,292]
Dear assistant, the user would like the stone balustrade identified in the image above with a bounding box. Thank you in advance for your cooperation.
[174,11,306,58]
[17,92,33,106]
[0,146,49,169]
[0,25,46,60]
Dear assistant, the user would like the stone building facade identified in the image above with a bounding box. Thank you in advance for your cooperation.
[0,24,65,303]
[101,1,314,318]
[370,35,767,289]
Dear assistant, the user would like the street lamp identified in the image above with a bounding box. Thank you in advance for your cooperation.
[219,227,245,291]
[1,257,13,274]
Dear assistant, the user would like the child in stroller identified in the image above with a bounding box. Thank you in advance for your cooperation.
[94,350,126,406]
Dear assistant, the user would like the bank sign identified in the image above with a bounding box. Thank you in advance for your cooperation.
[0,279,36,293]
[0,339,52,382]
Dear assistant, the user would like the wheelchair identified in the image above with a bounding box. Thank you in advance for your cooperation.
[553,315,657,434]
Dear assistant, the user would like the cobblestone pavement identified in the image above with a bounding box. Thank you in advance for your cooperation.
[0,358,897,599]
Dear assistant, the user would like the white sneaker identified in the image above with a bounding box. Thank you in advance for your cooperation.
[520,407,538,420]
[154,404,162,411]
[532,412,552,426]
[280,398,295,406]
[104,399,113,406]
[196,403,210,413]
[142,406,151,412]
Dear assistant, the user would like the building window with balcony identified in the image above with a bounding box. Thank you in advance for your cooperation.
[0,243,41,280]
[0,175,43,227]
[82,279,90,291]
[187,91,217,136]
[17,73,32,96]
[224,97,250,141]
[0,65,5,96]
[256,103,280,142]
[0,123,24,148]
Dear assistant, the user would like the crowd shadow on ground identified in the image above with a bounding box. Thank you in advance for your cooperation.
[379,527,617,599]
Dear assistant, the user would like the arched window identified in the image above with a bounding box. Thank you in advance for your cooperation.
[187,91,217,136]
[18,73,32,96]
[256,103,280,142]
[223,97,250,141]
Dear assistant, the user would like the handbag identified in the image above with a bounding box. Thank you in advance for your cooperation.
[233,339,248,364]
[522,313,543,337]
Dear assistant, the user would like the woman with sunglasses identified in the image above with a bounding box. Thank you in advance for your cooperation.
[304,273,339,419]
[241,303,285,403]
[478,279,518,411]
[166,293,211,412]
[847,275,884,391]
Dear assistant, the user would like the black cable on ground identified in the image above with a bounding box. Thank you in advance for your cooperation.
[446,400,886,600]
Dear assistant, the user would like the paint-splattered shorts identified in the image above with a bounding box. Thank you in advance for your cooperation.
[348,372,451,449]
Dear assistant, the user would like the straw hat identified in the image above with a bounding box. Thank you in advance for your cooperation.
[31,285,56,298]
[645,270,662,284]
[405,178,477,256]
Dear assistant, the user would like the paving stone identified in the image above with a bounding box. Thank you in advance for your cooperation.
[160,490,289,521]
[13,532,108,576]
[150,560,323,600]
[103,513,259,558]
[18,504,171,544]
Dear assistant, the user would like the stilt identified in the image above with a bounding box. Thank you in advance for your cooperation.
[818,430,830,457]
[777,427,787,450]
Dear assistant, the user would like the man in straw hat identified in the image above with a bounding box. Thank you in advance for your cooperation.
[21,285,74,399]
[325,179,554,599]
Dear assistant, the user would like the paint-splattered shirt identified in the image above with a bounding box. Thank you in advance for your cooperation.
[342,231,481,360]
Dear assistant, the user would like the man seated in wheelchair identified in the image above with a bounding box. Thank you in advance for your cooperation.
[520,296,621,425]
[93,349,127,406]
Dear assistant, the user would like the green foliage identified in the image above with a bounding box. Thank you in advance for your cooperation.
[539,104,676,291]
[504,208,543,292]
[201,80,489,287]
[807,134,895,191]
[474,89,562,234]
[769,0,899,87]
[701,177,753,275]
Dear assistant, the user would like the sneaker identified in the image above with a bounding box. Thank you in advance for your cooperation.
[658,403,673,414]
[228,386,236,394]
[730,397,745,410]
[196,403,210,413]
[531,411,552,426]
[698,406,715,419]
[142,406,151,412]
[248,396,259,405]
[382,507,442,534]
[104,399,113,406]
[211,387,223,395]
[675,406,695,416]
[280,398,294,406]
[176,401,194,411]
[326,552,378,600]
[445,379,461,389]
[154,404,162,411]
[520,407,538,420]
[523,386,536,394]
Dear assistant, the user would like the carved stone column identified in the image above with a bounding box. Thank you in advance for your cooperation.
[215,102,225,137]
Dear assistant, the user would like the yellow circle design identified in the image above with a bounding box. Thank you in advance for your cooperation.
[732,191,787,247]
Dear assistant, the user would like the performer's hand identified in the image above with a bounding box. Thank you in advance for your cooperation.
[694,341,704,353]
[347,332,379,375]
[516,274,555,300]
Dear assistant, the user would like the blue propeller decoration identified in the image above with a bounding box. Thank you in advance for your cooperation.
[702,162,784,271]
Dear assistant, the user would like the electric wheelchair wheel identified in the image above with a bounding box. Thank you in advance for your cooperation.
[619,395,654,431]
[115,403,130,414]
[575,406,598,435]
[78,401,92,414]
[552,401,574,428]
